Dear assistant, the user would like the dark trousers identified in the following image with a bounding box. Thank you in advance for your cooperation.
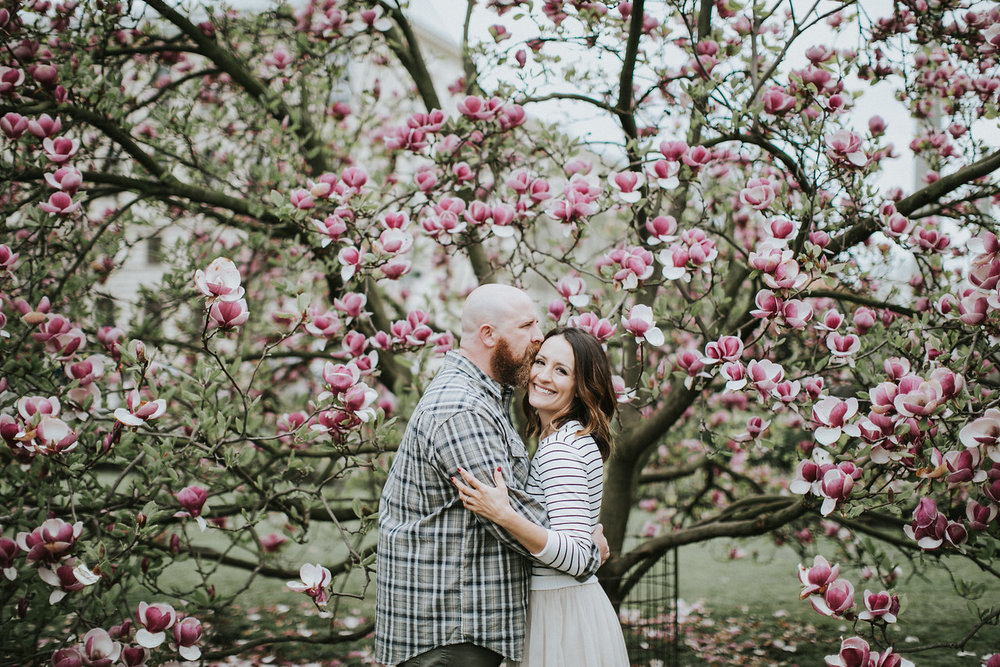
[399,642,503,667]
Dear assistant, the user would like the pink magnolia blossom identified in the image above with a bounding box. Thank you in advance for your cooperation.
[852,307,876,334]
[171,616,203,661]
[735,415,770,440]
[739,177,776,210]
[883,356,910,379]
[826,129,867,167]
[750,289,782,319]
[824,636,869,666]
[798,554,839,598]
[682,145,712,170]
[17,518,83,565]
[341,381,379,422]
[337,244,363,281]
[289,188,315,210]
[456,95,501,120]
[622,304,664,346]
[870,647,914,667]
[113,389,166,427]
[892,377,944,419]
[647,160,679,189]
[903,497,948,550]
[80,627,121,666]
[965,499,998,531]
[38,191,81,216]
[858,589,899,623]
[50,647,84,667]
[811,396,861,445]
[32,63,59,87]
[135,602,177,648]
[746,358,784,395]
[490,203,516,237]
[0,537,20,580]
[958,291,988,325]
[826,332,860,361]
[208,298,249,330]
[765,216,797,242]
[333,292,367,319]
[323,362,360,393]
[287,563,332,606]
[44,166,83,194]
[819,467,855,516]
[810,577,855,616]
[772,380,801,403]
[355,6,392,31]
[305,308,341,338]
[38,560,100,603]
[645,215,678,245]
[1,111,28,138]
[0,243,18,274]
[0,66,26,94]
[721,361,746,391]
[607,170,644,203]
[944,447,986,487]
[781,299,813,329]
[547,299,566,322]
[658,139,688,161]
[119,645,149,667]
[567,312,616,342]
[17,395,61,421]
[28,113,62,138]
[556,274,589,308]
[762,86,796,114]
[702,335,743,364]
[762,255,808,290]
[33,415,78,455]
[176,485,208,518]
[42,136,80,164]
[194,257,244,302]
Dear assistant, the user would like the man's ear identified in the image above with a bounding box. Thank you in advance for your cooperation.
[479,323,496,348]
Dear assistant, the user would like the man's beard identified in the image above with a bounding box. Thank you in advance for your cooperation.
[491,336,538,387]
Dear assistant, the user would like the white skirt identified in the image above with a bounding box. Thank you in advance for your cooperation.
[509,581,629,667]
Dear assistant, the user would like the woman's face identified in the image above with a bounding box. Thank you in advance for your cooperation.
[527,335,576,424]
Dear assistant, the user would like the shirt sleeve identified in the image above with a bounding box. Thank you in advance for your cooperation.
[430,409,549,558]
[529,440,602,580]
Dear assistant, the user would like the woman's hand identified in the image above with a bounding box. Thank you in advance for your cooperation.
[451,466,513,524]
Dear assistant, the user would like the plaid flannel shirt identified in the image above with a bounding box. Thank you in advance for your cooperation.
[374,351,600,665]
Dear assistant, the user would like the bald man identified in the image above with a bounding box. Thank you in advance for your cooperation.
[374,285,605,667]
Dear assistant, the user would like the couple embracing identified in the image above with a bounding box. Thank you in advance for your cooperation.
[375,284,629,667]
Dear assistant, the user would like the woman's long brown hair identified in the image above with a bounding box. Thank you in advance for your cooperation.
[522,326,617,460]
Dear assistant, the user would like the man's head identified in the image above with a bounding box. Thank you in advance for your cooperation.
[459,284,543,386]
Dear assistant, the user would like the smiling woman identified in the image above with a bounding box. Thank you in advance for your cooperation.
[453,326,627,667]
[528,335,576,431]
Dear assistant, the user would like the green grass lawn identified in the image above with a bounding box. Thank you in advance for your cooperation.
[151,528,998,666]
[666,538,999,666]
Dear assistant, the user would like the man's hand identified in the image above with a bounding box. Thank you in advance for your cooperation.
[592,523,610,564]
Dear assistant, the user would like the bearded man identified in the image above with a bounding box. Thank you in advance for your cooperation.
[375,284,606,667]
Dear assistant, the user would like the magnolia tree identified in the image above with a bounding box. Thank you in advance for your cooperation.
[2,0,1000,664]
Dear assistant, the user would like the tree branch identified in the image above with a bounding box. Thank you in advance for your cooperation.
[200,621,375,660]
[828,149,1000,255]
[143,0,329,175]
[615,0,643,143]
[381,3,442,112]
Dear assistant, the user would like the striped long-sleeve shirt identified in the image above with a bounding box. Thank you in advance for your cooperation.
[374,352,601,665]
[527,419,605,589]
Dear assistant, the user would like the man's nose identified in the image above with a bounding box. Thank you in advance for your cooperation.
[531,324,543,342]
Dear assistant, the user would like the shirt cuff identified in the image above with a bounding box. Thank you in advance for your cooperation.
[530,529,560,562]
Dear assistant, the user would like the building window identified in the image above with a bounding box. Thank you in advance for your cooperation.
[147,236,163,265]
